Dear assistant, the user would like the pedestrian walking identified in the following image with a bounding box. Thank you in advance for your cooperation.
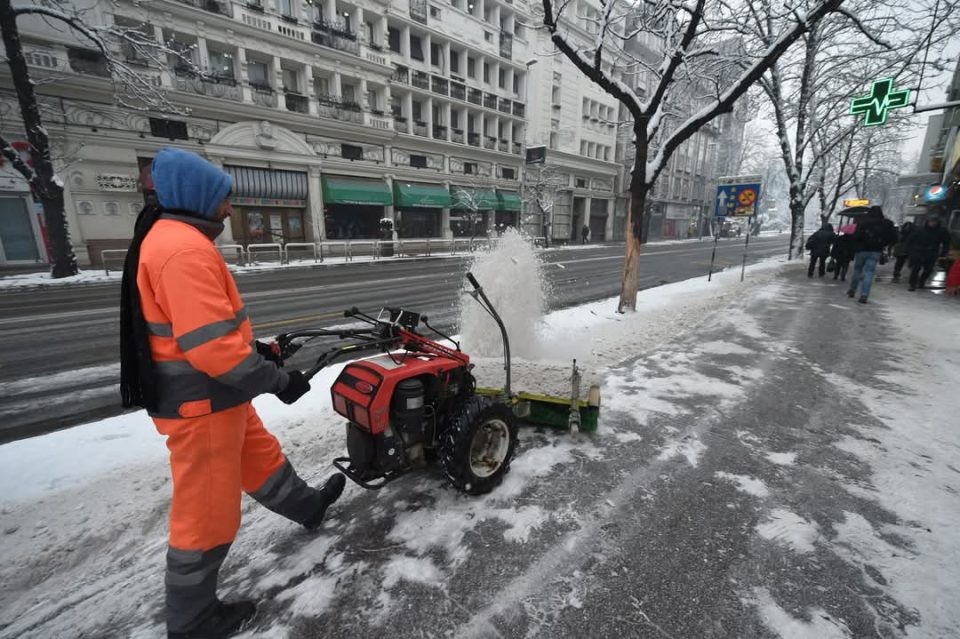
[805,222,836,278]
[847,206,897,304]
[906,215,951,291]
[581,224,590,244]
[831,230,855,282]
[119,148,345,638]
[891,221,915,282]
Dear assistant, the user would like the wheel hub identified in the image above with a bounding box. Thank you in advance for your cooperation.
[468,418,510,478]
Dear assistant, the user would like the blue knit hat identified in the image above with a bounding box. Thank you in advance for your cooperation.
[151,148,233,219]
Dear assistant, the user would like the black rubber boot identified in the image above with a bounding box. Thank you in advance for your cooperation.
[859,296,868,304]
[168,600,256,639]
[303,473,346,531]
[847,290,855,298]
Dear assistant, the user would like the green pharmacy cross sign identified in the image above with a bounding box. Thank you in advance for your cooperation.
[850,78,912,127]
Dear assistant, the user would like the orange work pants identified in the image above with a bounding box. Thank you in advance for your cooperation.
[154,402,285,550]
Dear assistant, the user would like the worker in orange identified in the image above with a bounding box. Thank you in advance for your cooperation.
[119,147,345,638]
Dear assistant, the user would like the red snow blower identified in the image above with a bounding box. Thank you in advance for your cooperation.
[276,273,600,496]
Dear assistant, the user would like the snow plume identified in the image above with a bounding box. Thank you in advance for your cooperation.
[459,229,547,359]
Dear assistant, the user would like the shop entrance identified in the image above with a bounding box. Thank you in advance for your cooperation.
[0,196,41,262]
[324,204,383,239]
[233,208,305,245]
[397,208,441,238]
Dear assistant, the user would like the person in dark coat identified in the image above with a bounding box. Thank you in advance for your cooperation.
[907,216,951,291]
[847,206,897,303]
[831,231,855,281]
[581,224,590,244]
[891,221,915,282]
[805,222,836,277]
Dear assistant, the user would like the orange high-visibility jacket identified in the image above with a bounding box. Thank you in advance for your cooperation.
[137,214,288,419]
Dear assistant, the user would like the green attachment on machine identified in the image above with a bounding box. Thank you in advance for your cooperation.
[475,388,601,433]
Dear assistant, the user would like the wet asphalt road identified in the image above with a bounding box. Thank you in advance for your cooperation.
[0,235,787,443]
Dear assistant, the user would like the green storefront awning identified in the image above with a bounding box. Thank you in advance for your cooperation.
[497,191,522,211]
[322,176,393,206]
[451,187,498,210]
[393,182,452,208]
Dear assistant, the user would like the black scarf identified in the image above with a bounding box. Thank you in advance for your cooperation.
[120,204,162,410]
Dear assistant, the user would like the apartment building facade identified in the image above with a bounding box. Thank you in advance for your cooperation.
[522,0,625,243]
[0,0,532,265]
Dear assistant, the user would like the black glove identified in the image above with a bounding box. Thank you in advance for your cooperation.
[276,370,310,405]
[256,340,283,366]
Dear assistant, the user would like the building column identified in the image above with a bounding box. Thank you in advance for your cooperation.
[441,180,453,239]
[379,15,389,48]
[154,25,173,88]
[583,196,592,237]
[479,112,486,144]
[324,0,337,23]
[272,56,285,110]
[404,91,414,134]
[444,102,452,141]
[307,165,326,241]
[359,77,369,109]
[443,41,451,75]
[425,96,434,136]
[304,65,318,116]
[332,70,343,98]
[401,25,411,61]
[57,168,89,265]
[353,6,364,40]
[604,197,614,241]
[236,47,252,102]
[424,33,432,67]
[196,35,210,70]
[384,175,398,241]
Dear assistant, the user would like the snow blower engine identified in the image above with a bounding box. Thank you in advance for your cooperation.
[276,273,518,495]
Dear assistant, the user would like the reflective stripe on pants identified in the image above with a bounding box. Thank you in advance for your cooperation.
[155,402,322,632]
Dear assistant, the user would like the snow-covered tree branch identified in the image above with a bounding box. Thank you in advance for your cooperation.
[538,0,847,311]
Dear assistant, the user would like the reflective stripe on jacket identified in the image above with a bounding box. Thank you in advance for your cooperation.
[137,214,288,418]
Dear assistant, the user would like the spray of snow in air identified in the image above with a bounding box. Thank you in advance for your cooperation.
[459,229,547,359]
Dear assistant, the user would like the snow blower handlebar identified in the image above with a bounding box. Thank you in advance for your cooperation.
[466,271,511,398]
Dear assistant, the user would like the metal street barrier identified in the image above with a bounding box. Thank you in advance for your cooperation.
[246,243,283,264]
[101,249,128,275]
[349,241,379,261]
[217,244,246,266]
[284,242,317,264]
[319,241,349,261]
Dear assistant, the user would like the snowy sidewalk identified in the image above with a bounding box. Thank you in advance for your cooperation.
[1,262,958,638]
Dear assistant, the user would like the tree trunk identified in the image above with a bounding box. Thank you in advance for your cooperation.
[0,0,77,277]
[617,172,647,313]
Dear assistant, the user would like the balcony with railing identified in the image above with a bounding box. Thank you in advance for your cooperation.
[498,139,509,152]
[413,121,429,137]
[173,0,232,17]
[451,82,466,101]
[313,17,357,40]
[468,88,483,105]
[483,93,498,109]
[451,128,465,144]
[468,132,480,147]
[412,70,430,90]
[366,113,394,130]
[284,92,309,113]
[174,70,242,100]
[433,125,447,140]
[251,84,277,107]
[431,76,449,96]
[311,29,359,55]
[392,64,410,84]
[484,136,496,150]
[513,141,523,155]
[512,101,525,117]
[318,102,363,123]
[498,98,511,114]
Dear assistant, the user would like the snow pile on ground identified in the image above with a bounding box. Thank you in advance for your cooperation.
[0,269,121,290]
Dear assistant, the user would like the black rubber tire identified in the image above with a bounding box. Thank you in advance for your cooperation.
[440,396,518,495]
